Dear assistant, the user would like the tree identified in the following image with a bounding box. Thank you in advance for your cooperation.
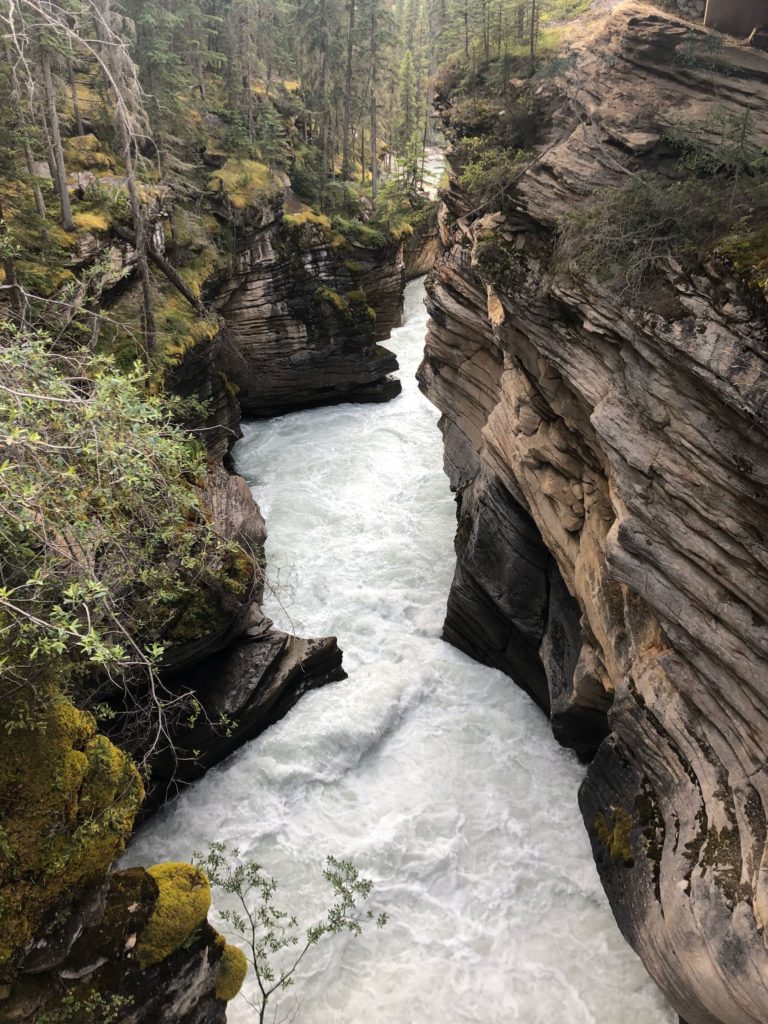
[194,843,388,1024]
[39,40,75,231]
[393,49,417,155]
[341,0,357,179]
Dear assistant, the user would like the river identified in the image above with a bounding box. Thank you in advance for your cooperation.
[127,279,675,1024]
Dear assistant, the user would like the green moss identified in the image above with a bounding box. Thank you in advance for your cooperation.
[595,807,634,867]
[717,226,768,292]
[315,286,350,314]
[63,134,115,172]
[220,544,256,601]
[72,210,111,233]
[100,276,220,369]
[330,216,389,250]
[0,690,143,977]
[208,159,281,211]
[283,209,332,234]
[166,584,231,644]
[158,291,220,362]
[135,863,211,968]
[16,261,75,297]
[345,289,368,304]
[215,942,248,1001]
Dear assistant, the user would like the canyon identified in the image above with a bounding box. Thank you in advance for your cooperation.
[4,2,768,1022]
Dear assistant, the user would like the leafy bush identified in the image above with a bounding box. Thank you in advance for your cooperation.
[0,323,250,753]
[194,843,388,1024]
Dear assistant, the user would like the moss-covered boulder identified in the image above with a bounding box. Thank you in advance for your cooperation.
[207,159,283,213]
[0,692,143,978]
[135,863,211,968]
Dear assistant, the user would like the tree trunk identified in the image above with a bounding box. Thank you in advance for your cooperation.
[40,46,74,231]
[93,0,157,361]
[23,142,48,219]
[3,44,48,218]
[341,0,357,179]
[370,3,379,205]
[67,58,85,135]
[0,199,23,318]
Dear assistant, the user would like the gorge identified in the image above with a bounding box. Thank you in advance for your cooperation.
[1,0,768,1022]
[128,279,675,1024]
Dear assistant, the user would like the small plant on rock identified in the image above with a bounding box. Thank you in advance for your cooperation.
[194,843,388,1024]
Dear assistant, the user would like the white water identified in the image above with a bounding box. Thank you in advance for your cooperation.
[128,280,675,1024]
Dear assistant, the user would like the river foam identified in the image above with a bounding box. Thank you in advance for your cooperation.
[127,280,675,1024]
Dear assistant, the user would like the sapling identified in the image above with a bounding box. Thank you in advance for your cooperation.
[194,843,388,1024]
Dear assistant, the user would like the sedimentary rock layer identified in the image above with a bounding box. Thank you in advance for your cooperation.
[212,213,404,416]
[421,6,768,1023]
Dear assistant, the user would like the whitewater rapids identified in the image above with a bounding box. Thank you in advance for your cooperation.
[127,279,674,1024]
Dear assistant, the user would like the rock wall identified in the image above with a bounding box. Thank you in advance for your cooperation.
[211,209,404,416]
[420,5,768,1023]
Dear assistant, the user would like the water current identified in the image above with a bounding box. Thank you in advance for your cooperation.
[127,279,676,1024]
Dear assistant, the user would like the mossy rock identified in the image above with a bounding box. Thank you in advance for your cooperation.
[208,159,281,211]
[134,863,211,968]
[72,210,111,233]
[63,134,115,172]
[215,942,248,1001]
[595,807,634,867]
[315,286,350,315]
[0,691,143,977]
[283,209,332,235]
[165,542,254,647]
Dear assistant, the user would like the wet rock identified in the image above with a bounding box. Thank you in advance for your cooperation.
[421,6,768,1022]
[145,623,346,809]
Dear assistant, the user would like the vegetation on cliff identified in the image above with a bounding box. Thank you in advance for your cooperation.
[557,108,768,298]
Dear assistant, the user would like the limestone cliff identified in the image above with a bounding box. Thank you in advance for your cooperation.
[420,6,768,1023]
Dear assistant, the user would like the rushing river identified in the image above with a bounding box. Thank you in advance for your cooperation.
[128,280,675,1024]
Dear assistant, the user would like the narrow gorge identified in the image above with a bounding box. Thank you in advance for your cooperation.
[1,1,767,1023]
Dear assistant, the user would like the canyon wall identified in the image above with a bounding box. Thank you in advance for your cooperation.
[420,5,768,1023]
[0,169,414,1021]
[211,205,405,416]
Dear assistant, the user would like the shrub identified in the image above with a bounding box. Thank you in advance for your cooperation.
[457,137,532,206]
[0,323,253,754]
[194,844,388,1023]
[557,110,768,297]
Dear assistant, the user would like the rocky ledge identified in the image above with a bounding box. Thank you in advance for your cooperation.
[420,5,768,1024]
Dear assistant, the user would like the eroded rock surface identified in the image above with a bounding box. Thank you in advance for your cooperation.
[420,6,768,1023]
[212,212,403,416]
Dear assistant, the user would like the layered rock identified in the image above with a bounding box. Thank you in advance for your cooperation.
[212,210,403,416]
[404,206,440,280]
[421,5,768,1023]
